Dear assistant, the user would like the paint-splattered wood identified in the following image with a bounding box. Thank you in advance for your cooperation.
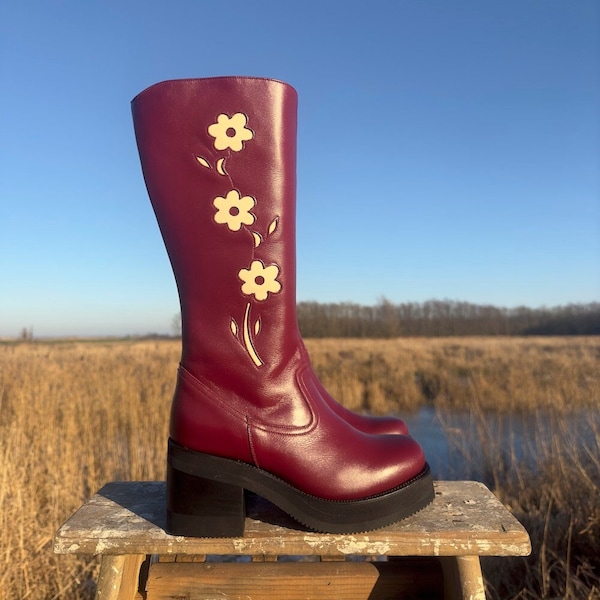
[54,480,531,558]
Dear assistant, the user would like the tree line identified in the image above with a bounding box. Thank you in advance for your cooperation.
[296,299,600,338]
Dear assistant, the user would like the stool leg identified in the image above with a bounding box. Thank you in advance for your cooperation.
[440,555,486,600]
[95,554,146,600]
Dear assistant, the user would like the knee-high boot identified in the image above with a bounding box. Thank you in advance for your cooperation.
[132,76,432,536]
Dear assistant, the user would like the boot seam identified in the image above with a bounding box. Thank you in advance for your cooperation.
[246,365,319,436]
[246,418,260,469]
[178,364,247,422]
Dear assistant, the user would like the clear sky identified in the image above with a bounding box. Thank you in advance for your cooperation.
[1,1,599,337]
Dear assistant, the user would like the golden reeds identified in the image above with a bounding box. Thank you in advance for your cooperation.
[308,336,599,414]
[0,337,598,599]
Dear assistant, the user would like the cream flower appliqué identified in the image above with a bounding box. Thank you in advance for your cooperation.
[213,190,256,231]
[208,113,254,152]
[238,260,281,301]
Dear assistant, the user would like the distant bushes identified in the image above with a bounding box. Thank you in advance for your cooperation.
[297,299,600,338]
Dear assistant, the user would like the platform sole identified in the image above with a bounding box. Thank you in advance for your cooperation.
[166,439,435,537]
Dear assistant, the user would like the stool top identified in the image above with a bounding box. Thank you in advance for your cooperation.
[54,480,530,558]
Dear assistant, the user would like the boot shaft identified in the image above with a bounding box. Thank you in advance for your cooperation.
[132,77,301,383]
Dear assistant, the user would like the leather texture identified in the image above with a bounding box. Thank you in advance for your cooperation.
[132,77,423,501]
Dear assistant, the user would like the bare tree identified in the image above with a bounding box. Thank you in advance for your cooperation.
[171,313,182,337]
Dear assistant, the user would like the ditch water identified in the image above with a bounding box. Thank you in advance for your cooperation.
[401,406,598,482]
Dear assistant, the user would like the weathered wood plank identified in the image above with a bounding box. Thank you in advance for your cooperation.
[144,559,445,600]
[54,480,531,558]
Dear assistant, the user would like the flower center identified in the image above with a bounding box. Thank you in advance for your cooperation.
[229,206,240,216]
[226,127,237,138]
[254,276,265,286]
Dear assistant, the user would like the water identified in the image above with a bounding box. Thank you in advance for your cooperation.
[401,406,597,482]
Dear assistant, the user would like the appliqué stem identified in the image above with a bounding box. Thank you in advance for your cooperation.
[243,302,263,367]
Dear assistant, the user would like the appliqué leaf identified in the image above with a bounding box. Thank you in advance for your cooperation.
[252,232,262,247]
[216,157,227,176]
[230,319,238,336]
[196,156,211,169]
[254,318,261,336]
[268,217,279,236]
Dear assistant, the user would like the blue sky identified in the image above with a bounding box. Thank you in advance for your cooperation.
[1,1,598,337]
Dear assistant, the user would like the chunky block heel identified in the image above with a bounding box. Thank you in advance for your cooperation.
[166,463,246,537]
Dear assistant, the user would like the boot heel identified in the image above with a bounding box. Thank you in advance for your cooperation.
[166,464,246,537]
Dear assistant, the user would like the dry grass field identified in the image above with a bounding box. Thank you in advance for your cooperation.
[0,337,598,599]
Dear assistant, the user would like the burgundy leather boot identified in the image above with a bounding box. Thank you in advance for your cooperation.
[132,77,432,536]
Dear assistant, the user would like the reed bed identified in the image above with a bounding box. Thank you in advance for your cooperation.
[0,337,598,599]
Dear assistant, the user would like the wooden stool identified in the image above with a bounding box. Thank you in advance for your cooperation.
[54,480,530,600]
